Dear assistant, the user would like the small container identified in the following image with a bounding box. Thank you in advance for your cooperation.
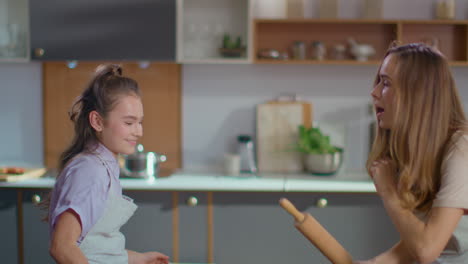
[237,135,257,174]
[331,44,346,60]
[363,0,383,19]
[292,41,306,60]
[224,153,241,176]
[319,0,337,18]
[311,41,326,60]
[436,0,455,19]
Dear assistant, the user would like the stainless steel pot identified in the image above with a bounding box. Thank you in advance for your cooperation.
[121,144,167,179]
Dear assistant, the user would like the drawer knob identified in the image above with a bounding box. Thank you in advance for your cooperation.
[316,198,328,208]
[34,48,45,58]
[186,196,198,207]
[31,194,42,205]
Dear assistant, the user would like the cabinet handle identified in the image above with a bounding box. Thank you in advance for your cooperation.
[186,196,198,207]
[31,194,42,205]
[316,198,328,208]
[34,48,45,58]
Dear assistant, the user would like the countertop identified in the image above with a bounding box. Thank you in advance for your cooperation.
[0,169,376,193]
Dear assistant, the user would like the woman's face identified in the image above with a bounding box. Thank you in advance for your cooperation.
[99,94,144,156]
[371,54,398,130]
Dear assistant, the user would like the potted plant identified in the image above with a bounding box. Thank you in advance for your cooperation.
[219,34,246,58]
[296,125,343,175]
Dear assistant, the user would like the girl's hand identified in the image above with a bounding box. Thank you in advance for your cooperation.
[128,250,169,264]
[142,251,170,264]
[370,159,398,199]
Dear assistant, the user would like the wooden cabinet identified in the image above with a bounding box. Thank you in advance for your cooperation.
[253,19,468,66]
[42,62,182,171]
[22,190,54,264]
[177,0,252,64]
[29,0,175,61]
[0,190,18,263]
[212,192,398,264]
[121,191,174,258]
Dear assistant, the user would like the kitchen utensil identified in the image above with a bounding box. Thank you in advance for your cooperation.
[303,149,343,175]
[257,97,312,173]
[279,198,353,264]
[121,144,167,179]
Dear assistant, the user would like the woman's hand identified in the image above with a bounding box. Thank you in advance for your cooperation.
[354,260,375,264]
[128,250,169,264]
[370,159,398,199]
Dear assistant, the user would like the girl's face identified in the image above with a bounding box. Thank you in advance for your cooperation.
[99,95,144,156]
[371,54,397,130]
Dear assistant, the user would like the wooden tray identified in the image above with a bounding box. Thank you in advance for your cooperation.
[0,168,47,182]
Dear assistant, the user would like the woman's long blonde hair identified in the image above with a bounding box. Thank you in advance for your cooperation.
[367,43,467,212]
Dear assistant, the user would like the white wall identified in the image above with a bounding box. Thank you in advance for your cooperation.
[182,63,468,170]
[0,62,43,166]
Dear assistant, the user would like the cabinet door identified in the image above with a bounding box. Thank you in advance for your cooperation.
[178,192,209,263]
[0,190,18,263]
[29,0,175,60]
[43,62,182,170]
[22,190,54,264]
[121,191,173,257]
[213,193,398,264]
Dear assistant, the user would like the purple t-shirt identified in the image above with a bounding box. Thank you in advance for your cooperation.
[48,143,122,244]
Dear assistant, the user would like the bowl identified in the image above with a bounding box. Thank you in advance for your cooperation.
[303,149,343,175]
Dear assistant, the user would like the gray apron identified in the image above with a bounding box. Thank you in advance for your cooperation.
[79,153,137,263]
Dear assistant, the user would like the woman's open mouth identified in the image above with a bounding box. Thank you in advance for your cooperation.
[376,106,385,117]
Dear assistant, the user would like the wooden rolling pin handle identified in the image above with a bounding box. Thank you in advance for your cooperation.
[279,198,305,223]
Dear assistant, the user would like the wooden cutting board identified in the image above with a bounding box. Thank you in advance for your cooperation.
[257,101,312,173]
[0,168,47,182]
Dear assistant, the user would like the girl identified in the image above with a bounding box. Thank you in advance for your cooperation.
[47,64,170,264]
[359,43,468,263]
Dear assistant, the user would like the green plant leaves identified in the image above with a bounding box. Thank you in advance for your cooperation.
[296,125,340,154]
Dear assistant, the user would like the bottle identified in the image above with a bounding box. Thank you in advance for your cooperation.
[237,135,257,174]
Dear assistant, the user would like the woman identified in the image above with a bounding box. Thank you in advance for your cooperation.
[361,43,468,263]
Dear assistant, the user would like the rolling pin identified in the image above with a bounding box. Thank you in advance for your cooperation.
[279,198,353,264]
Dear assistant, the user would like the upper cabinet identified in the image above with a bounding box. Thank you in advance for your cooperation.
[29,0,175,61]
[176,0,252,64]
[0,0,30,62]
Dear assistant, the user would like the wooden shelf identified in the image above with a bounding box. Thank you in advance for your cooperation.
[253,19,468,66]
[255,59,380,65]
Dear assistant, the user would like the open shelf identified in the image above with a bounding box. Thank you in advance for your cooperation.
[253,19,468,66]
[177,0,252,64]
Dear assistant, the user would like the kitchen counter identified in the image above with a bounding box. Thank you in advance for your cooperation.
[0,169,376,193]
